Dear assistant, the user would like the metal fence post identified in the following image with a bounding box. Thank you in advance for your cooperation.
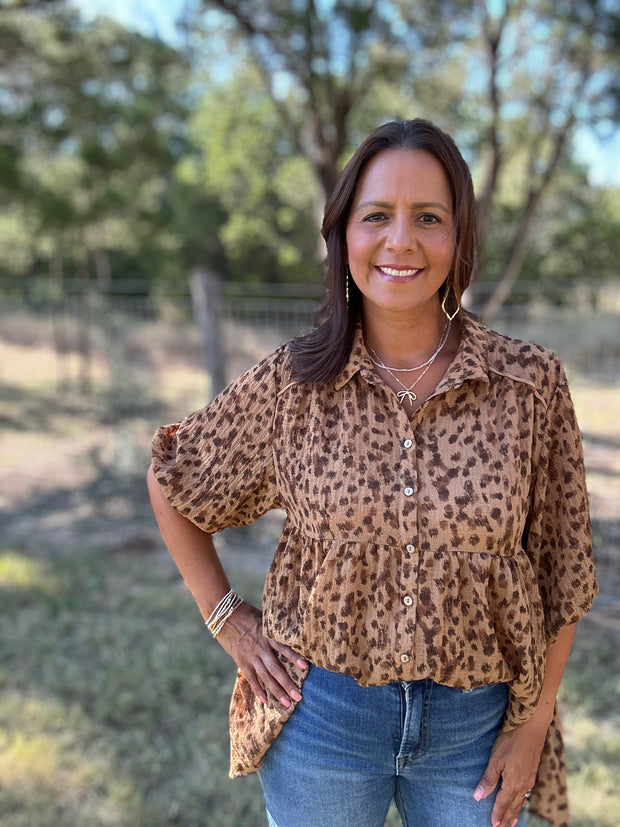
[190,267,226,398]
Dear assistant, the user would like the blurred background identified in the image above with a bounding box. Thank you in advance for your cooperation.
[0,1,618,825]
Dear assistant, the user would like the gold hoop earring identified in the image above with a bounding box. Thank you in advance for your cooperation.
[441,288,460,322]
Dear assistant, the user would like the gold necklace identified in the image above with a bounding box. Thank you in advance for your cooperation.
[366,321,451,406]
[385,359,436,405]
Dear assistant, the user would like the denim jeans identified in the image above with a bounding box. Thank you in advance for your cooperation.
[258,664,527,827]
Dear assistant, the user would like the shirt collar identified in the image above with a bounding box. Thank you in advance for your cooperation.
[333,319,377,391]
[334,312,491,393]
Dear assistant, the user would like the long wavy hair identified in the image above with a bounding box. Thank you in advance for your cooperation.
[289,118,478,384]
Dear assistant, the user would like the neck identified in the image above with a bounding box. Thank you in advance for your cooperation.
[362,304,449,367]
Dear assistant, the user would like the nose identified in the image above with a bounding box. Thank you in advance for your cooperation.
[386,214,417,251]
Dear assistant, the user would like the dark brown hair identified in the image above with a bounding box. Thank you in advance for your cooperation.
[290,118,478,384]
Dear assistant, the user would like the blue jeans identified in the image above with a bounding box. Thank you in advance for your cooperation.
[258,665,527,827]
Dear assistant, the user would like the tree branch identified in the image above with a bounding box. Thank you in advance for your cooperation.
[0,0,60,9]
[476,3,509,249]
[480,5,598,320]
[481,101,581,322]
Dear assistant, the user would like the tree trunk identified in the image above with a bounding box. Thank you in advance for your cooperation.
[50,253,71,392]
[76,257,92,395]
[481,109,576,323]
[475,4,508,253]
[481,185,546,324]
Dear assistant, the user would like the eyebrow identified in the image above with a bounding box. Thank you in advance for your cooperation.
[353,200,451,213]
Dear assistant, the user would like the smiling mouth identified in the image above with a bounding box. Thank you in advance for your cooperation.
[377,266,422,277]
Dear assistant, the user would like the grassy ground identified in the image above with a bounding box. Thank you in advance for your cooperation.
[0,543,268,827]
[1,314,619,826]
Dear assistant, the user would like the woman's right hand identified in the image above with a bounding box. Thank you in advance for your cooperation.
[216,601,308,707]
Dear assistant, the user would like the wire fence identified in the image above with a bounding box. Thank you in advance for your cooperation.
[1,275,619,386]
[1,277,619,603]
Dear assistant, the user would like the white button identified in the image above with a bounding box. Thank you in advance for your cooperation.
[404,486,414,497]
[406,544,416,554]
[403,595,413,606]
[400,653,410,663]
[403,438,413,449]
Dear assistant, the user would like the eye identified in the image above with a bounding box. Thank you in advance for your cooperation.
[362,212,388,223]
[418,213,441,225]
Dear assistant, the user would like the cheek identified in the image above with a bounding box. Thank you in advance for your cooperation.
[428,230,456,262]
[346,227,374,262]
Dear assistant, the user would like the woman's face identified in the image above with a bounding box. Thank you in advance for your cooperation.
[346,149,455,319]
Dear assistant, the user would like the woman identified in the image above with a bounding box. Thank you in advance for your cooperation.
[148,119,597,827]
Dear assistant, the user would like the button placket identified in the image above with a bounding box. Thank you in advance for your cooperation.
[399,427,418,671]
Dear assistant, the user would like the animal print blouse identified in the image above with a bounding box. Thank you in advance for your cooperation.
[152,313,597,827]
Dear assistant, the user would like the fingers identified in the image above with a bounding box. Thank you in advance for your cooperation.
[249,644,303,707]
[217,604,306,707]
[490,781,536,827]
[269,637,309,671]
[475,779,532,827]
[475,773,535,827]
[474,721,543,827]
[473,764,500,802]
[474,757,534,826]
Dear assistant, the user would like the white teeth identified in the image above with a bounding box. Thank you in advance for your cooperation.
[380,266,420,277]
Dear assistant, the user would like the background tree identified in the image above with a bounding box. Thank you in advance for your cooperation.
[0,0,618,309]
[195,0,456,200]
[195,0,620,314]
[175,61,320,284]
[0,4,190,291]
[471,0,620,317]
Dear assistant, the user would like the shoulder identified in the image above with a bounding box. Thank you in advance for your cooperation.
[226,341,296,397]
[205,339,315,420]
[482,324,565,406]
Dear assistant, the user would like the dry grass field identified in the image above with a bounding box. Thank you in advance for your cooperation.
[1,312,618,826]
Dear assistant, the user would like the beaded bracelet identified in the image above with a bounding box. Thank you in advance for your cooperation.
[205,589,244,637]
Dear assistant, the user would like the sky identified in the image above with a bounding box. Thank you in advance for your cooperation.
[70,0,194,43]
[70,0,620,187]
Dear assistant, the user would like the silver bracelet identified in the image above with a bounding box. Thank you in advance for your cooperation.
[205,589,244,637]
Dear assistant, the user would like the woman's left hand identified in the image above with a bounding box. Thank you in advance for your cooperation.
[473,713,549,827]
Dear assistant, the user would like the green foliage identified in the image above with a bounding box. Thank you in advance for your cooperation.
[180,64,320,283]
[538,185,620,287]
[1,0,619,304]
[195,0,620,309]
[477,153,620,302]
[0,5,190,284]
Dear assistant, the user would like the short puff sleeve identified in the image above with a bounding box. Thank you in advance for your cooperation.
[524,364,598,645]
[151,348,286,533]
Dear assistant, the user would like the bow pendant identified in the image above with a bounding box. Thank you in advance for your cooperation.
[396,389,417,405]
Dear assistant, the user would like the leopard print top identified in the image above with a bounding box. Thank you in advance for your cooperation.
[152,313,597,827]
